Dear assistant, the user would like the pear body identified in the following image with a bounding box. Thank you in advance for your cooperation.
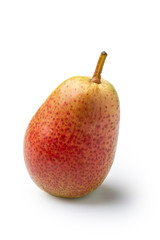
[24,76,120,198]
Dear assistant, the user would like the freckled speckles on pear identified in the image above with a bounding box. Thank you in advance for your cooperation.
[24,53,120,198]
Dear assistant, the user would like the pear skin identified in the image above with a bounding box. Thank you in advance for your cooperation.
[24,52,120,198]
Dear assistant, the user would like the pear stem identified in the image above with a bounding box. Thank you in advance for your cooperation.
[91,51,107,84]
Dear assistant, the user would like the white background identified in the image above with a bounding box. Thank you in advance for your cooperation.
[0,0,160,239]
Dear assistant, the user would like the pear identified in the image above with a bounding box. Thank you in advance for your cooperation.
[24,52,120,198]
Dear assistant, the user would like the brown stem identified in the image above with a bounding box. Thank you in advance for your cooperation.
[91,51,107,84]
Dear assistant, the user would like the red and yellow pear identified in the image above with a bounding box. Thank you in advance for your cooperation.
[24,52,120,198]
